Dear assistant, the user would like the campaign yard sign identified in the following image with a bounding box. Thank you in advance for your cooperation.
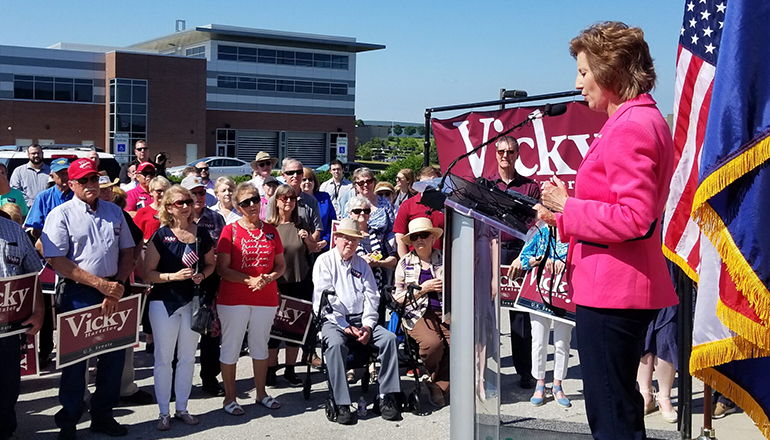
[0,273,38,338]
[56,294,141,369]
[270,296,313,345]
[20,334,38,377]
[499,265,575,325]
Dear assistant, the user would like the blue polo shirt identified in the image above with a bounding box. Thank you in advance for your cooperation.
[24,185,74,231]
[41,197,135,278]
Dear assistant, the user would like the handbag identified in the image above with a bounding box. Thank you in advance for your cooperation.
[189,234,221,336]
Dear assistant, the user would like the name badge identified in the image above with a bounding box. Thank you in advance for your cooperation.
[5,255,20,266]
[351,269,362,279]
[163,236,177,243]
[265,233,275,240]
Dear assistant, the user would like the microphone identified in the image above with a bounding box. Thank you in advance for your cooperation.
[544,103,567,117]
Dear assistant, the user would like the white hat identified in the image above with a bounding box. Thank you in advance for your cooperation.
[181,175,205,190]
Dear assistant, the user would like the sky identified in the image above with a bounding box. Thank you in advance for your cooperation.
[0,0,685,123]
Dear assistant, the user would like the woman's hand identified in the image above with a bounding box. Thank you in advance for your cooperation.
[420,278,442,293]
[529,256,544,267]
[172,268,195,282]
[541,177,569,213]
[191,273,204,285]
[535,204,557,227]
[545,259,566,275]
[507,258,524,279]
[297,229,309,240]
[246,276,262,291]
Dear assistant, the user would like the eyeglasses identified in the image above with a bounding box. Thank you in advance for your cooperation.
[497,149,517,156]
[355,178,375,187]
[409,231,432,241]
[283,169,303,176]
[350,208,371,215]
[196,167,209,172]
[75,175,100,185]
[395,176,405,181]
[301,178,313,183]
[256,160,273,168]
[140,170,156,177]
[191,190,207,197]
[377,191,393,197]
[278,195,297,202]
[135,147,148,152]
[237,196,261,208]
[169,199,193,208]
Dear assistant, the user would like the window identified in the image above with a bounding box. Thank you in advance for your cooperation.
[277,50,295,65]
[238,77,257,90]
[217,76,237,89]
[218,45,238,61]
[332,55,349,70]
[257,79,276,92]
[13,75,94,102]
[109,78,147,160]
[313,53,331,68]
[216,75,348,96]
[276,80,294,93]
[312,82,330,95]
[34,77,54,101]
[295,52,313,67]
[258,49,276,64]
[330,83,348,95]
[222,159,242,167]
[295,81,312,94]
[238,47,257,63]
[185,46,206,58]
[217,44,348,70]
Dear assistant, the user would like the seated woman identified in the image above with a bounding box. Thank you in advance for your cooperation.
[143,184,216,430]
[518,225,572,408]
[394,217,449,408]
[216,182,286,415]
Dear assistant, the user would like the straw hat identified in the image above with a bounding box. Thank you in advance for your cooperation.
[98,171,119,189]
[375,181,396,196]
[334,218,366,239]
[401,217,443,245]
[250,151,279,171]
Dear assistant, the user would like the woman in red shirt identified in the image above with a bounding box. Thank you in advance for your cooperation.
[134,176,171,242]
[216,182,286,416]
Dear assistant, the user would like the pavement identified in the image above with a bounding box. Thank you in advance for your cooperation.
[14,322,764,440]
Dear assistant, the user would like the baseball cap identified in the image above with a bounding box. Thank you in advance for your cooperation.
[263,176,279,186]
[181,175,205,190]
[50,158,70,173]
[137,162,156,173]
[68,158,99,180]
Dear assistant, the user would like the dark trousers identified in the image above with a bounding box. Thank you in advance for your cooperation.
[0,334,23,439]
[509,310,533,382]
[576,305,657,440]
[39,294,54,360]
[199,334,221,385]
[55,282,125,430]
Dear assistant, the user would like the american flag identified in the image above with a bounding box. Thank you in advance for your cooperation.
[181,243,199,268]
[662,0,727,280]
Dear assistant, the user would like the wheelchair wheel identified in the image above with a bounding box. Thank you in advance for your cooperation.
[409,390,422,415]
[325,395,338,422]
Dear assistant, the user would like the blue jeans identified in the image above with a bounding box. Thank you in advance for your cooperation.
[0,334,22,439]
[54,282,125,430]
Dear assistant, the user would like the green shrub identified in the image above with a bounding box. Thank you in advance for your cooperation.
[379,154,426,185]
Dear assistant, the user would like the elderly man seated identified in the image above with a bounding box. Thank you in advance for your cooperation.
[312,218,402,425]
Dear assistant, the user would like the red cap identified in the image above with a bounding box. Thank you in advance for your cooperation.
[137,162,156,173]
[68,158,99,180]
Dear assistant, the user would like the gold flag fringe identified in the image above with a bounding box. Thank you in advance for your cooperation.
[662,245,699,283]
[692,202,770,334]
[717,301,770,351]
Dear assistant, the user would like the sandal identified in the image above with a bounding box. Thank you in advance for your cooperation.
[530,383,546,406]
[640,387,658,415]
[552,384,572,408]
[260,395,281,409]
[223,400,244,416]
[657,396,678,423]
[174,410,199,425]
[156,413,171,431]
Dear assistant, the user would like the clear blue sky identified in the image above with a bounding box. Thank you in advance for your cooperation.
[0,0,684,123]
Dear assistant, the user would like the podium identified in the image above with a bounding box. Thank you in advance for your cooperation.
[444,189,532,440]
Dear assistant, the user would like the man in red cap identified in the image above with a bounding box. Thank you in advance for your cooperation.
[125,162,157,216]
[41,158,137,439]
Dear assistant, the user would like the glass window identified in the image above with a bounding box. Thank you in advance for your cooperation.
[16,75,33,81]
[116,103,131,114]
[13,79,33,100]
[332,55,349,69]
[258,49,276,64]
[116,78,132,85]
[218,45,238,61]
[217,76,238,89]
[277,50,295,65]
[257,78,276,91]
[74,83,92,102]
[34,80,54,101]
[131,115,146,133]
[295,52,313,67]
[207,159,223,167]
[54,80,73,101]
[132,104,146,115]
[313,53,331,68]
[276,80,294,93]
[74,78,92,84]
[313,82,330,95]
[109,116,115,132]
[227,129,236,141]
[330,83,348,95]
[238,77,257,90]
[295,81,312,94]
[116,84,132,103]
[116,114,131,132]
[222,159,241,166]
[132,84,147,104]
[217,130,228,141]
[238,46,257,63]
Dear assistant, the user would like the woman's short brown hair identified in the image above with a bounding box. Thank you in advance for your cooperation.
[158,185,195,227]
[569,21,656,101]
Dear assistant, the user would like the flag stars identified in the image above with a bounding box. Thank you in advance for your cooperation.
[691,34,699,45]
[700,10,711,20]
[681,27,686,36]
[705,43,716,54]
[687,2,695,11]
[699,0,706,3]
[703,26,713,37]
[716,2,726,13]
[719,21,724,29]
[690,18,697,28]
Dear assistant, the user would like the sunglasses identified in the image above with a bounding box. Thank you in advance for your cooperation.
[301,178,313,183]
[169,199,193,208]
[409,231,432,241]
[351,208,371,215]
[140,171,156,177]
[135,147,148,152]
[237,196,261,208]
[377,191,393,197]
[497,149,517,156]
[152,189,165,195]
[191,190,207,197]
[196,167,209,172]
[256,160,273,168]
[356,178,375,187]
[75,175,100,185]
[278,195,297,202]
[284,169,303,176]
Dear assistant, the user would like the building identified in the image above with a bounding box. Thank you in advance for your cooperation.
[0,24,384,168]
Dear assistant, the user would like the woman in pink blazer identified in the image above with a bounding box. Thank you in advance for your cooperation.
[537,22,679,440]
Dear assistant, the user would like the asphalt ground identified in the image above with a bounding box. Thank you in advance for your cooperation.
[14,322,763,440]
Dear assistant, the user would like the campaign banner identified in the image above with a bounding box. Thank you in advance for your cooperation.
[20,334,38,377]
[500,265,575,325]
[432,101,608,194]
[270,295,313,345]
[0,273,38,338]
[56,294,141,369]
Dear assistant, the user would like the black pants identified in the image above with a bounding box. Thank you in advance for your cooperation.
[0,334,22,439]
[509,310,533,382]
[576,305,657,440]
[38,295,54,360]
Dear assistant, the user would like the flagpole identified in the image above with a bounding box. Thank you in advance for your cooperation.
[695,383,717,439]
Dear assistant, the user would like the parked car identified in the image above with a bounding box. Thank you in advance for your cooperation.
[0,145,120,179]
[166,156,252,179]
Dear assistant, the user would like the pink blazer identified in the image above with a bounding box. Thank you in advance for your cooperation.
[555,94,678,310]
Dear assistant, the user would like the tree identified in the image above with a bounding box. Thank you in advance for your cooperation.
[404,125,416,136]
[416,125,426,136]
[393,124,403,136]
[356,143,373,160]
[355,119,365,127]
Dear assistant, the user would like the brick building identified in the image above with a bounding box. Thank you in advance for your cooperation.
[0,24,384,167]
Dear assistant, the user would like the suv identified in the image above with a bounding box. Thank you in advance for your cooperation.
[0,145,121,179]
